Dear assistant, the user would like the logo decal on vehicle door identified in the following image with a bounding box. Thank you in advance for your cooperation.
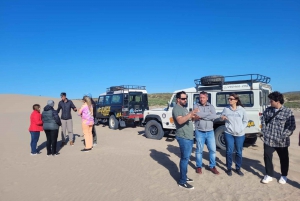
[247,120,255,127]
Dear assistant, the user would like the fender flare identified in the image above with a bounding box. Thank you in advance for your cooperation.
[143,114,162,124]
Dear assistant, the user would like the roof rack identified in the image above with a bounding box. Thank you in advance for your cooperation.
[106,85,146,92]
[194,74,271,90]
[223,74,270,85]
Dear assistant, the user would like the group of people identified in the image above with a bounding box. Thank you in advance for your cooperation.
[28,92,98,156]
[172,91,296,190]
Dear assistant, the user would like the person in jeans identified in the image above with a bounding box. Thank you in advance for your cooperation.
[221,93,248,176]
[193,91,219,175]
[172,91,199,190]
[87,93,97,146]
[28,104,43,155]
[261,91,296,184]
[57,92,77,146]
[42,100,62,156]
[78,96,94,152]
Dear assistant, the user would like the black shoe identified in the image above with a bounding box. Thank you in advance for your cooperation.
[81,149,91,152]
[178,182,194,189]
[52,153,60,156]
[226,169,232,176]
[235,169,244,176]
[186,178,194,183]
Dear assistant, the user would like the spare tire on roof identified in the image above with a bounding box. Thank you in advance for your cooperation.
[200,75,224,86]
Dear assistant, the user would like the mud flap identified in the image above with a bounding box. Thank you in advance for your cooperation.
[120,120,126,127]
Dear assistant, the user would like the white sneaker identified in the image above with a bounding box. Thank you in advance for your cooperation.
[279,176,287,184]
[262,175,273,184]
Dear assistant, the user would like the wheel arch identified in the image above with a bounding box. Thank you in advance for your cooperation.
[144,114,162,124]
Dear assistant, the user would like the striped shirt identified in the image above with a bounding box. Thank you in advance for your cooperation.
[261,106,296,147]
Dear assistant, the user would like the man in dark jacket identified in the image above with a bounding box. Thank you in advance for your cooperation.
[87,93,97,146]
[261,91,296,184]
[57,92,77,146]
[42,100,62,156]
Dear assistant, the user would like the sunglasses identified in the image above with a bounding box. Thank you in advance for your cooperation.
[228,98,236,101]
[180,98,187,100]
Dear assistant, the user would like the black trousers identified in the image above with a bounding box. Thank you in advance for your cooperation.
[45,129,59,155]
[263,143,289,177]
[92,124,97,143]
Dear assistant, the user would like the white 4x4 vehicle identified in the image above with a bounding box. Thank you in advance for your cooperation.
[142,74,272,150]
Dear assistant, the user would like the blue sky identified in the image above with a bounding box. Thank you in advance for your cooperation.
[1,0,299,99]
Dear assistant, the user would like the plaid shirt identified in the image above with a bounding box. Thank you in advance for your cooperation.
[261,106,296,147]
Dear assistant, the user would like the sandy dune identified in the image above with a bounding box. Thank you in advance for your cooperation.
[0,94,299,201]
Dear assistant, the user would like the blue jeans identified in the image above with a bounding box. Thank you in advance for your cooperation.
[224,132,245,170]
[29,131,40,154]
[176,136,193,184]
[195,130,216,168]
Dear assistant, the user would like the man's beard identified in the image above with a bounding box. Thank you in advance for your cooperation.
[179,102,187,107]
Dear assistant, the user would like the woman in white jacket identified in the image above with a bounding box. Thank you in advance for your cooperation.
[221,93,248,176]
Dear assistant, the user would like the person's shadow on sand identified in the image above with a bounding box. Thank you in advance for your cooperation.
[149,149,179,182]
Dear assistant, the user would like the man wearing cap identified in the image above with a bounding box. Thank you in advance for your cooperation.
[57,92,77,146]
[87,93,97,146]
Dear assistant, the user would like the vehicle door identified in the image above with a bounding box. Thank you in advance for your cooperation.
[127,92,144,119]
[110,94,123,118]
[96,95,105,118]
[97,95,112,118]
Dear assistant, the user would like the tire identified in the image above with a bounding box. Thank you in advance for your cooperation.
[244,136,258,146]
[214,125,226,150]
[109,115,119,130]
[144,120,164,140]
[201,75,224,86]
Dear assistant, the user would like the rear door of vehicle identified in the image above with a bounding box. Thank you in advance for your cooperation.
[127,92,144,120]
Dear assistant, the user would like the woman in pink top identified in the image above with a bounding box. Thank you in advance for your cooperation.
[78,96,94,152]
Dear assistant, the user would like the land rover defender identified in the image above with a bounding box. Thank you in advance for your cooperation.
[142,74,272,150]
[96,85,149,130]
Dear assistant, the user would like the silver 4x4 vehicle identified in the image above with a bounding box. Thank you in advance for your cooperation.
[142,74,272,150]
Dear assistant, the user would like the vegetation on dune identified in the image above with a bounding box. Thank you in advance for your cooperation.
[283,92,300,108]
[148,93,172,106]
[284,92,300,102]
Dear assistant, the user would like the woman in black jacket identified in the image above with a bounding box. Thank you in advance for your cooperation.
[42,100,62,156]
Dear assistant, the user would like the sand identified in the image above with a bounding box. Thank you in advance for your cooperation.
[0,94,299,201]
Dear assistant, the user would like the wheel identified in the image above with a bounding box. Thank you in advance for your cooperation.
[244,136,258,146]
[201,75,224,86]
[214,125,226,150]
[144,120,164,140]
[109,115,119,130]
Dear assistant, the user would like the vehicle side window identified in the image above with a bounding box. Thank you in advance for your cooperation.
[216,91,254,107]
[104,95,111,105]
[142,94,148,103]
[111,94,122,104]
[264,90,269,105]
[98,96,104,105]
[170,95,177,107]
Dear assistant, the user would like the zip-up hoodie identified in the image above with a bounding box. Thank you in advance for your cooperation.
[193,102,217,131]
[221,105,248,136]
